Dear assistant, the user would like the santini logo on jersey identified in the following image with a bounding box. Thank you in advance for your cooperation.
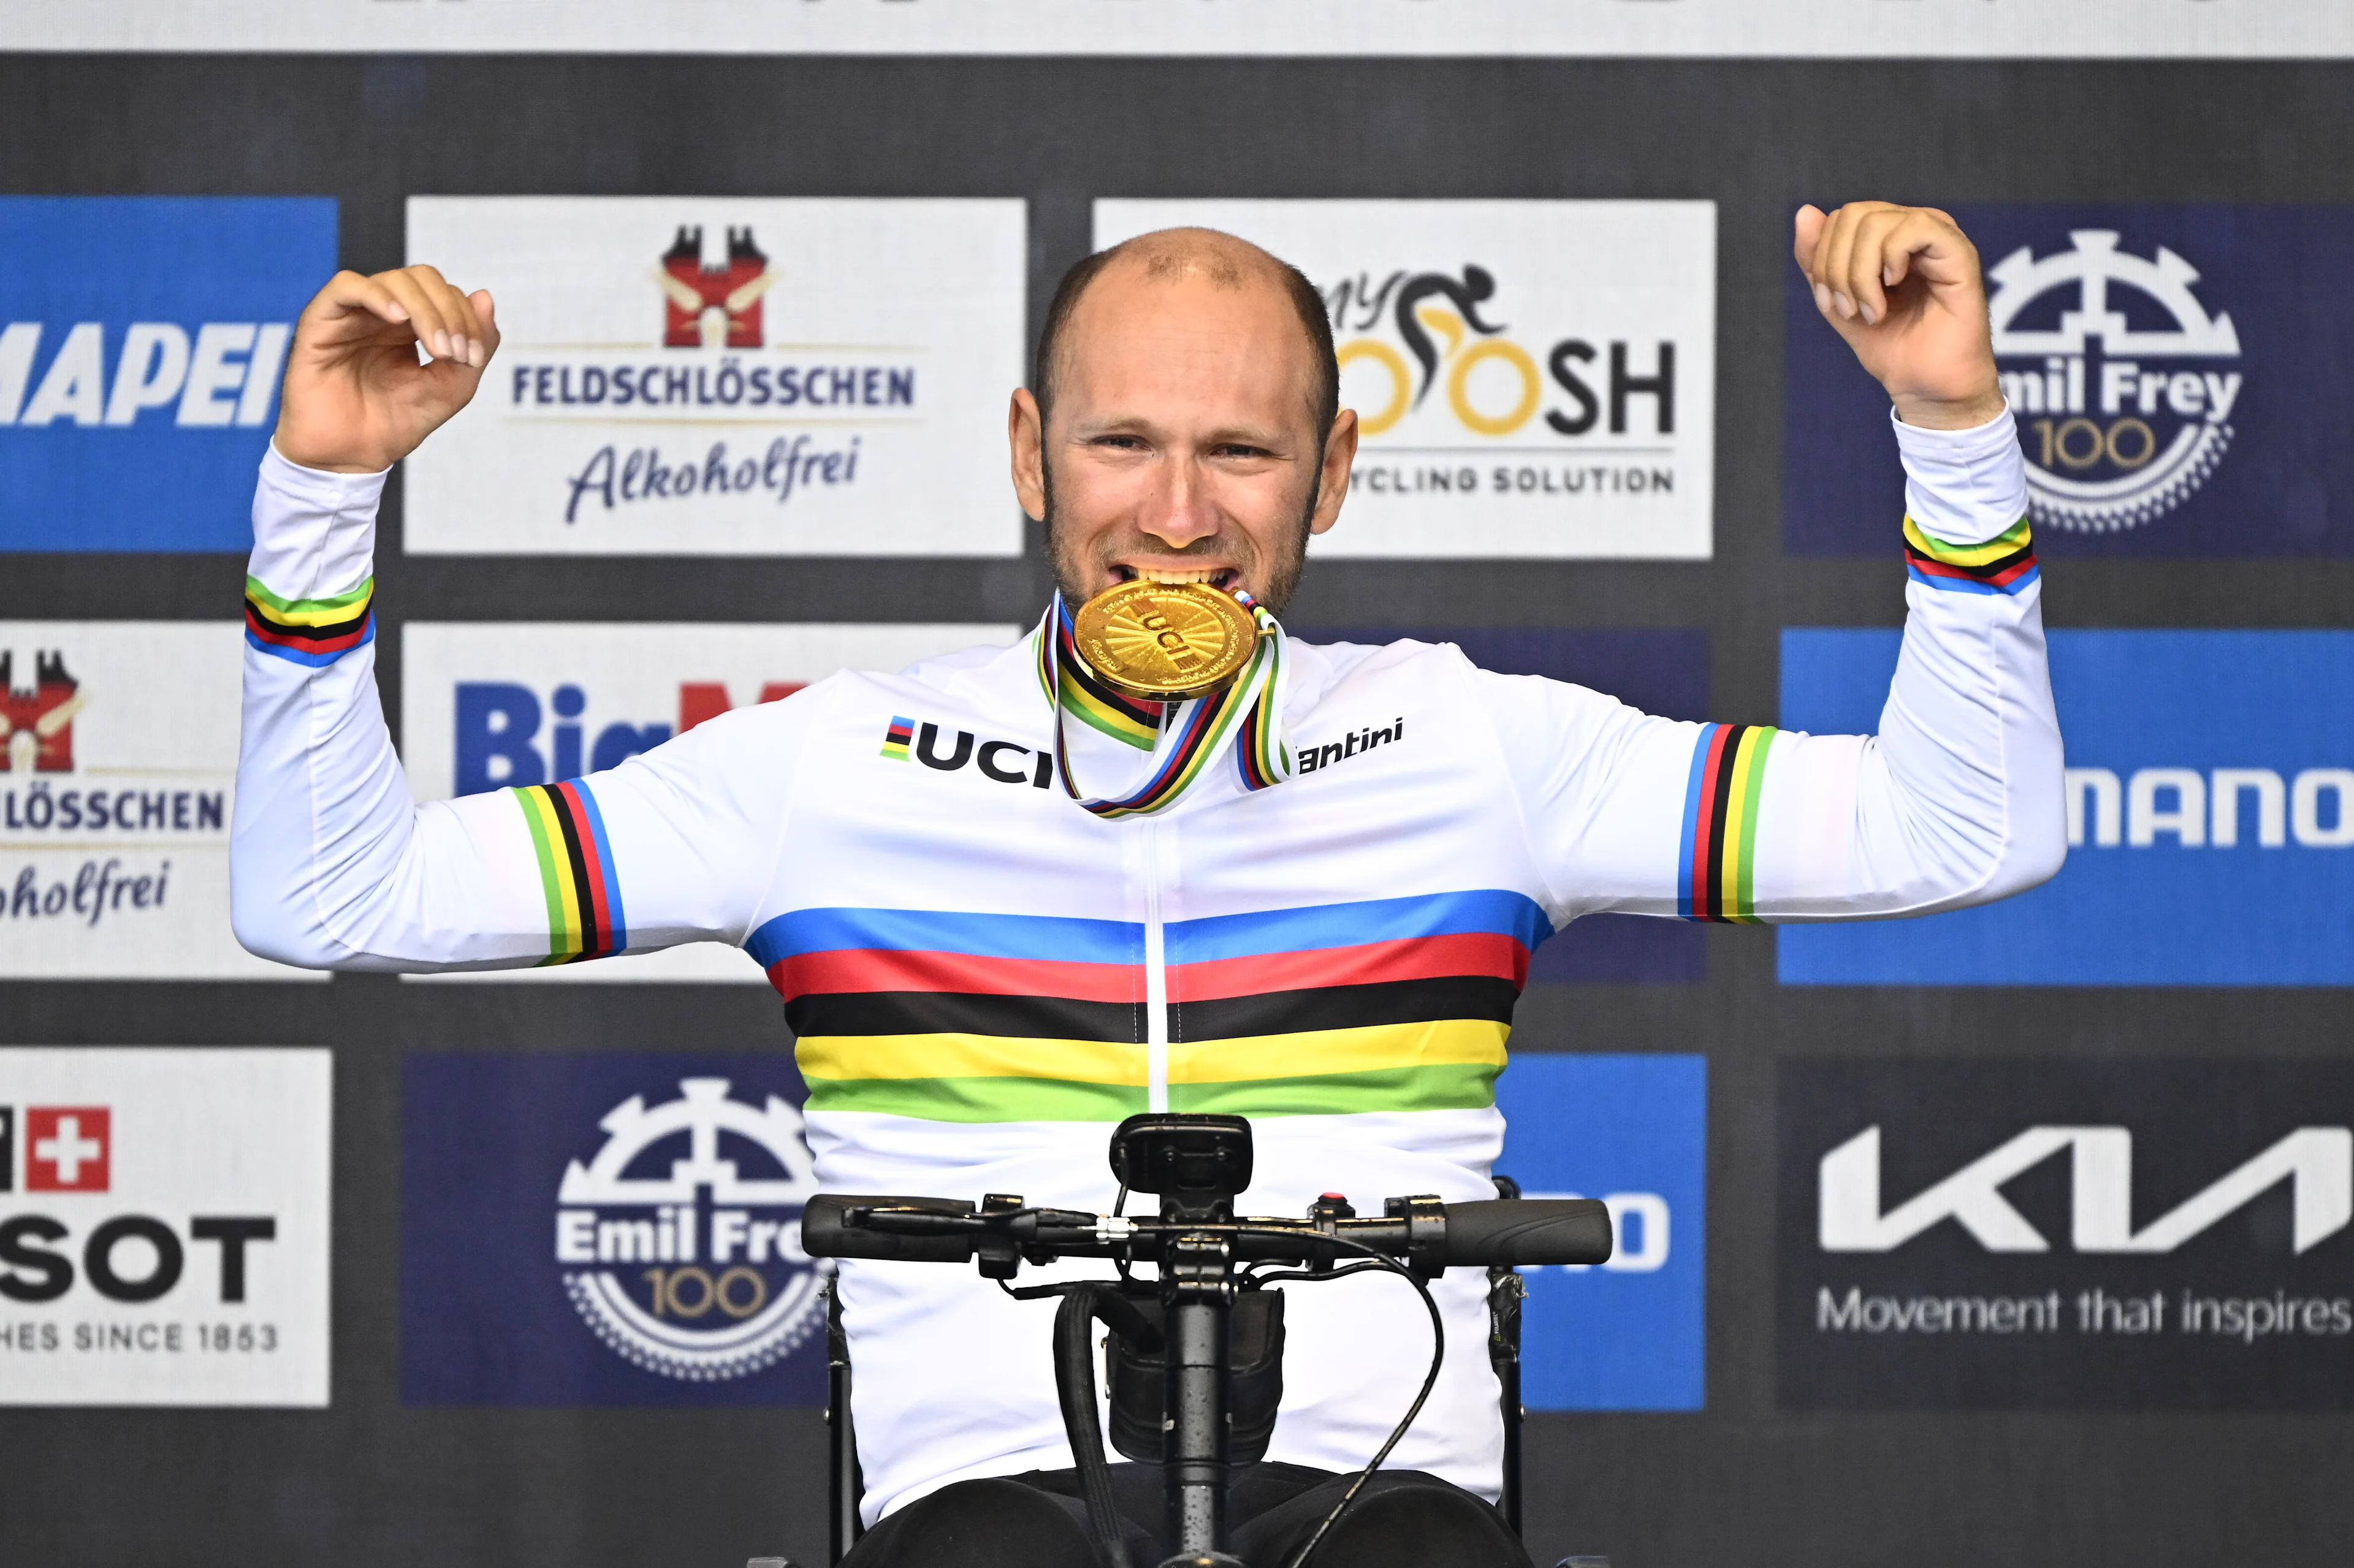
[878,715,1054,789]
[1296,716,1406,775]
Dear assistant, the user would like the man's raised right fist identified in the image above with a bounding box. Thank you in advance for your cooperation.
[273,265,499,474]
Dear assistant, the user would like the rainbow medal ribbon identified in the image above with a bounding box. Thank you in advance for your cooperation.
[1032,588,1293,820]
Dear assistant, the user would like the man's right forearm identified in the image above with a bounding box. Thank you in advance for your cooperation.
[230,449,550,971]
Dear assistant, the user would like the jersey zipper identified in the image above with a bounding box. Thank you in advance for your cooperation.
[1142,818,1169,1114]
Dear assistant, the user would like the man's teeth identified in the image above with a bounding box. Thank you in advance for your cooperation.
[1136,569,1223,584]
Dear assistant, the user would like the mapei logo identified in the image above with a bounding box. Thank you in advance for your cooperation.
[1819,1124,2352,1255]
[656,226,777,349]
[1,650,82,773]
[552,1077,826,1381]
[879,714,1054,789]
[2066,764,2354,849]
[455,679,802,796]
[0,320,288,431]
[1988,229,2244,535]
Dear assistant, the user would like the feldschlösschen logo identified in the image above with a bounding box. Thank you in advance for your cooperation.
[1989,230,2243,535]
[554,1076,826,1382]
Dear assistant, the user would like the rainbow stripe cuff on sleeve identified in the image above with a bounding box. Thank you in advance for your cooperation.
[1902,515,2038,595]
[512,780,628,964]
[1678,721,1778,923]
[244,575,375,666]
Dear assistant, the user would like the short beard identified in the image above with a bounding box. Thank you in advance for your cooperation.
[1042,457,1319,614]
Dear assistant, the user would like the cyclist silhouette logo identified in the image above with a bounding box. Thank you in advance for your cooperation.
[554,1076,828,1382]
[1327,265,1547,439]
[1987,229,2245,534]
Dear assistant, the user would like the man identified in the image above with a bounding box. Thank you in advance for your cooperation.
[233,204,2061,1567]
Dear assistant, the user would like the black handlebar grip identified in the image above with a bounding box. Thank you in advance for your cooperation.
[1440,1198,1613,1268]
[799,1195,978,1262]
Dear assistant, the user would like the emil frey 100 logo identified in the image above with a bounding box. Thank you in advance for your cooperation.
[1988,230,2244,535]
[553,1077,826,1382]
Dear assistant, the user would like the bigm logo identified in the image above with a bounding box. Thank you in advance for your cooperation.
[0,197,337,552]
[1780,1059,2354,1410]
[1780,630,2354,986]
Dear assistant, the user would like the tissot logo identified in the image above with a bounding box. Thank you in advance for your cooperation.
[879,714,1053,788]
[1780,1060,2354,1410]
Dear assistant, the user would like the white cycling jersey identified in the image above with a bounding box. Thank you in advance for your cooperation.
[232,407,2059,1523]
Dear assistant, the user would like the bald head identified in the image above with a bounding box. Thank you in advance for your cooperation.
[1034,228,1339,440]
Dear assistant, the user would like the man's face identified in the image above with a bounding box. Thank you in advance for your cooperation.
[1010,257,1358,613]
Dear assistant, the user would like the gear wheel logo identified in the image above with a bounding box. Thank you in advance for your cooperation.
[552,1076,827,1382]
[1988,230,2245,535]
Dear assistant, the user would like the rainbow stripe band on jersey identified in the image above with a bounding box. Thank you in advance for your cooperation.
[512,780,628,963]
[1903,515,2038,596]
[1678,721,1780,923]
[751,888,1544,1122]
[243,575,375,666]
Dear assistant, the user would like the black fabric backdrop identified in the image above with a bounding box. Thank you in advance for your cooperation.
[2,51,2352,1568]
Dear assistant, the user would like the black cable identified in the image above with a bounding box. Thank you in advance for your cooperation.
[1227,1227,1446,1568]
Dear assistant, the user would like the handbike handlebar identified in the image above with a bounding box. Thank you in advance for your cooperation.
[799,1192,1612,1272]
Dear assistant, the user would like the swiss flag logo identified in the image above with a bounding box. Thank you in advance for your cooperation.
[25,1106,110,1192]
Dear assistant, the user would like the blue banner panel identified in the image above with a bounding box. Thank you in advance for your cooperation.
[1300,627,1708,982]
[1785,205,2354,557]
[0,197,337,552]
[1497,1052,1707,1410]
[1780,629,2354,985]
[401,1051,828,1406]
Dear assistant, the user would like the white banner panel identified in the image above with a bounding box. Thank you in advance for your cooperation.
[0,623,315,980]
[400,620,1019,982]
[0,1048,332,1407]
[1097,200,1716,560]
[4,1,2347,58]
[404,198,1027,557]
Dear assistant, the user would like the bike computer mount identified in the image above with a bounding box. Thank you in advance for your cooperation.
[1110,1112,1254,1222]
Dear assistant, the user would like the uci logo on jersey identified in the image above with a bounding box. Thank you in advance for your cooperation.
[880,715,1054,790]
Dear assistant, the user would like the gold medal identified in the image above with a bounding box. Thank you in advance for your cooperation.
[1071,579,1261,701]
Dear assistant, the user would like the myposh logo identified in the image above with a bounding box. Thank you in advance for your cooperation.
[0,1049,331,1407]
[403,196,1026,557]
[554,1077,827,1382]
[1987,229,2242,535]
[0,197,337,553]
[1095,200,1717,561]
[1779,1060,2354,1412]
[879,714,1054,789]
[1819,1125,2351,1255]
[0,623,288,981]
[402,621,1015,984]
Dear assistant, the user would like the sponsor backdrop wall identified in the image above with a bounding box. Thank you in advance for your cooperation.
[2,40,2353,1568]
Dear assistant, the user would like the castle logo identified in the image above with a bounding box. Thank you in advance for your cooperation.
[552,1076,826,1382]
[1988,230,2244,535]
[655,226,778,350]
[0,651,83,773]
